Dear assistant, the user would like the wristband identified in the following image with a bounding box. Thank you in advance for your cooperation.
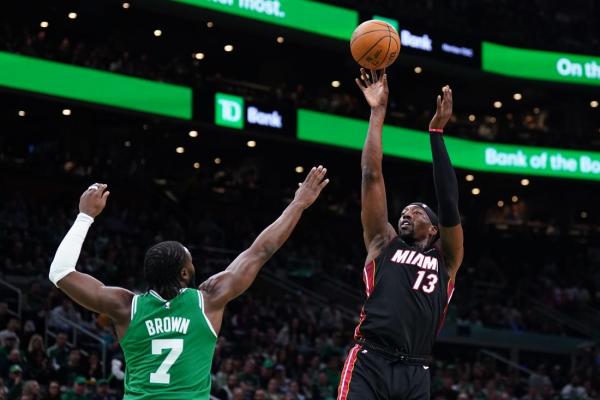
[429,128,444,134]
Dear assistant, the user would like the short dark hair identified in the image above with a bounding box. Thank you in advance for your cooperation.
[143,241,187,300]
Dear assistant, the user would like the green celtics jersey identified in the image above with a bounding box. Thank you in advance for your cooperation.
[120,288,217,400]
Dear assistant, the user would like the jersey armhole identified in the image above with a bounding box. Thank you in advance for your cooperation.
[130,294,139,321]
[197,290,218,338]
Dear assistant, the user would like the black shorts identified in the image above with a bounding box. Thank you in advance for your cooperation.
[337,344,431,400]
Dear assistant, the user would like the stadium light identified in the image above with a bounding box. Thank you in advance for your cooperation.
[124,141,132,147]
[581,211,588,218]
[18,110,26,117]
[468,114,476,122]
[513,93,522,100]
[40,21,49,28]
[493,101,502,109]
[331,80,341,88]
[471,188,480,195]
[193,162,200,169]
[214,157,222,164]
[154,29,162,37]
[122,2,130,9]
[591,100,599,108]
[414,66,422,74]
[465,174,474,182]
[224,45,234,52]
[276,36,285,44]
[497,200,504,207]
[188,130,198,138]
[512,195,519,203]
[207,21,214,28]
[68,12,77,20]
[62,109,71,116]
[521,178,530,186]
[193,53,205,60]
[247,140,256,148]
[295,166,304,174]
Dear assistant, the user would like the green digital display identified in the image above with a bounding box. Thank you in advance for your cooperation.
[297,109,600,181]
[168,0,358,40]
[0,52,192,119]
[482,41,600,86]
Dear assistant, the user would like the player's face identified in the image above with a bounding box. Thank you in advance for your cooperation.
[398,205,435,243]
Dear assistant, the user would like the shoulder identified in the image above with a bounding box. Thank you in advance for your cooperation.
[366,231,398,264]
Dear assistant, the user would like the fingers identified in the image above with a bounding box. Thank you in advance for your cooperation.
[355,78,366,91]
[370,69,378,83]
[318,177,330,190]
[360,68,371,86]
[436,94,442,110]
[102,190,110,201]
[303,165,327,187]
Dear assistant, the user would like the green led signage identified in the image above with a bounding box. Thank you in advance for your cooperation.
[215,92,245,129]
[168,0,358,40]
[0,52,192,119]
[297,109,600,181]
[482,41,600,86]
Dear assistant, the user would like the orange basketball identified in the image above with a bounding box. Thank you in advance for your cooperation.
[350,20,400,69]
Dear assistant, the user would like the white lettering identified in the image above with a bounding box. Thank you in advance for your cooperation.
[247,106,283,128]
[238,0,285,17]
[422,257,438,271]
[441,43,474,58]
[171,317,182,333]
[405,251,416,264]
[391,250,411,263]
[180,318,190,334]
[530,153,548,169]
[218,99,242,122]
[400,29,432,52]
[154,318,164,334]
[163,316,171,332]
[584,61,600,79]
[412,253,424,268]
[550,154,577,171]
[580,156,600,174]
[145,320,156,336]
[556,58,582,77]
[485,148,528,167]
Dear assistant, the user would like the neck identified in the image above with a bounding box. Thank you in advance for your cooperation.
[403,235,430,251]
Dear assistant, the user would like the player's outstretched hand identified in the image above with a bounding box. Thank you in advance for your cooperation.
[294,166,329,209]
[79,183,110,218]
[429,85,453,130]
[355,67,388,109]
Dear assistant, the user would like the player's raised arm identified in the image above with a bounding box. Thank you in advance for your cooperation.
[49,184,133,330]
[355,68,396,259]
[428,86,464,281]
[200,166,329,309]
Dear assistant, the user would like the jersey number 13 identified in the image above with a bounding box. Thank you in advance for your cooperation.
[412,270,438,294]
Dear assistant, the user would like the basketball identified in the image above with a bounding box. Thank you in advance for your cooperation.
[350,20,400,69]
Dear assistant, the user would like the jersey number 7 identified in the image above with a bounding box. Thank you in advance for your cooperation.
[150,339,184,384]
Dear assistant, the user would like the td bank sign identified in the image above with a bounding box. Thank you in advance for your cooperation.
[215,93,283,130]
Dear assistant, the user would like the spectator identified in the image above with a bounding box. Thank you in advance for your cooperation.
[46,381,61,400]
[0,320,21,350]
[6,365,23,400]
[561,375,587,400]
[48,300,82,332]
[47,334,69,374]
[20,380,40,400]
[60,376,88,400]
[90,379,116,400]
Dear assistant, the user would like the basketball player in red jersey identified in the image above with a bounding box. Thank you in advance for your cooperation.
[337,69,464,400]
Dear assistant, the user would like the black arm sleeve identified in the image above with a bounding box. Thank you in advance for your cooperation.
[430,133,461,227]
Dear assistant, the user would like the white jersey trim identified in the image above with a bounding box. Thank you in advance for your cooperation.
[130,295,138,320]
[197,290,218,338]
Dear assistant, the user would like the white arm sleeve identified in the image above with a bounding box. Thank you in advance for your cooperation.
[49,213,94,286]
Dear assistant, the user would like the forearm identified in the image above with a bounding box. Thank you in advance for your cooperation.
[361,107,386,175]
[218,200,305,300]
[49,213,94,286]
[430,132,460,226]
[244,200,303,261]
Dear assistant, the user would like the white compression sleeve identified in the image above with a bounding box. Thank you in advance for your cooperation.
[49,213,94,286]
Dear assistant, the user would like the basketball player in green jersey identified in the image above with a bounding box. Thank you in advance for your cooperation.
[48,166,330,399]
